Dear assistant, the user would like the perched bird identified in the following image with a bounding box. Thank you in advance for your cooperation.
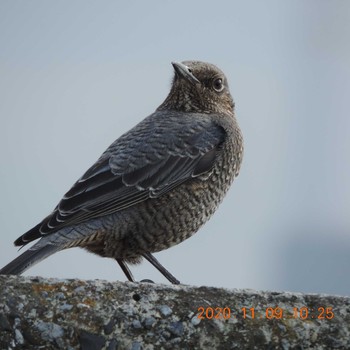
[0,61,243,284]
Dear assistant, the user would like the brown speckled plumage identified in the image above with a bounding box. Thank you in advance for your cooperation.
[0,61,243,283]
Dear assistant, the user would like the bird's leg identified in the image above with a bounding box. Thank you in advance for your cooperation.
[141,252,180,285]
[116,258,135,282]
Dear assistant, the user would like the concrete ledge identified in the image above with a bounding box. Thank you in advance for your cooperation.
[0,275,349,349]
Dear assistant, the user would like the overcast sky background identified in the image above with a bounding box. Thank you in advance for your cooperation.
[0,1,349,296]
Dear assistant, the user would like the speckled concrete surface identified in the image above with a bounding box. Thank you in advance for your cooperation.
[0,276,349,349]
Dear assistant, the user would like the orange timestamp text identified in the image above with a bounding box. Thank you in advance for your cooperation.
[197,306,334,320]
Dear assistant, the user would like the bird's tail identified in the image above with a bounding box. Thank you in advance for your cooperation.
[0,244,60,275]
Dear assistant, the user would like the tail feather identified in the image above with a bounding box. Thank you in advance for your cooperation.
[0,245,60,275]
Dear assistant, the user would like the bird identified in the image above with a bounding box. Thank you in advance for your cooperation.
[0,61,243,284]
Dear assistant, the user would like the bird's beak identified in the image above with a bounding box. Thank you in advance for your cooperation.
[171,62,200,84]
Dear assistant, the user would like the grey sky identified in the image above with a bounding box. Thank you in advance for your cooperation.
[1,1,349,295]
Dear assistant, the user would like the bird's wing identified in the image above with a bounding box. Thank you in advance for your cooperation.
[16,112,226,245]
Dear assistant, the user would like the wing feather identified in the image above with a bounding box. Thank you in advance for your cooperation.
[16,112,226,246]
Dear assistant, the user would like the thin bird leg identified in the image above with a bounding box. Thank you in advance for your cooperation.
[141,252,180,285]
[116,258,135,282]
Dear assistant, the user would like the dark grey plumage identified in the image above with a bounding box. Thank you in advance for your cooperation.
[0,61,244,283]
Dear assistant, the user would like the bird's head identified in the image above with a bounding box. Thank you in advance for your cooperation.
[157,60,234,115]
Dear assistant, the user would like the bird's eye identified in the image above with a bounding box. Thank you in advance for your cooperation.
[212,78,224,92]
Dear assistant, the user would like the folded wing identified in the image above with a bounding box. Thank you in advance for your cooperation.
[15,112,226,246]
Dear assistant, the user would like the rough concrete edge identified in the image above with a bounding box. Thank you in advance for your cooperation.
[0,275,349,349]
